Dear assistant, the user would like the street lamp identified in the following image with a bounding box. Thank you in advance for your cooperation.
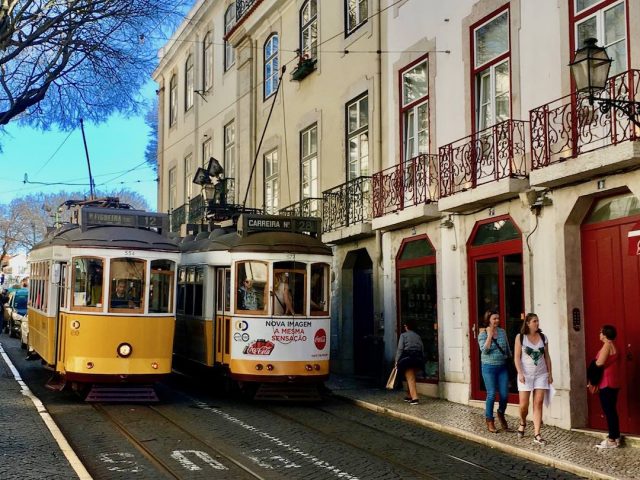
[569,37,640,127]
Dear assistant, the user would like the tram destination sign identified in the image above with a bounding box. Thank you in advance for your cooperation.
[238,214,320,237]
[80,207,169,231]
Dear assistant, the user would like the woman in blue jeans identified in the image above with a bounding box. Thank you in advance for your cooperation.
[478,310,511,433]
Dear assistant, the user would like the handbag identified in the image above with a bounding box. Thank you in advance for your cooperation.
[587,359,603,387]
[386,366,398,390]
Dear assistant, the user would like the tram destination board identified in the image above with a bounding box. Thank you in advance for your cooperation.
[80,207,169,231]
[238,214,320,237]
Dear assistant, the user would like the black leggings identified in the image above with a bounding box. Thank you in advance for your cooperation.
[599,387,620,440]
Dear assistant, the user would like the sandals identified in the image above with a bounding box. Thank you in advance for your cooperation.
[517,423,525,438]
[533,433,547,445]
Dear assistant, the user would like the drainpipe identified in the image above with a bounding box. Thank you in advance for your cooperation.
[375,0,384,338]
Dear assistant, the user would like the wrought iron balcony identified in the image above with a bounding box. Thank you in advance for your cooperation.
[170,204,185,232]
[372,154,439,218]
[188,195,205,223]
[322,176,371,233]
[279,197,323,218]
[530,69,640,169]
[439,119,528,198]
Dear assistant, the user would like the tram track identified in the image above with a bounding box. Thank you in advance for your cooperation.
[91,403,266,480]
[261,402,506,480]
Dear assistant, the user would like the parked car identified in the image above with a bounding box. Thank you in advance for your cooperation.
[4,288,28,338]
[20,313,29,350]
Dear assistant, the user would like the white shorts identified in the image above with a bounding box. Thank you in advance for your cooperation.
[517,372,549,392]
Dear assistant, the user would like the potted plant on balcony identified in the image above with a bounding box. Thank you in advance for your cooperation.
[291,52,317,82]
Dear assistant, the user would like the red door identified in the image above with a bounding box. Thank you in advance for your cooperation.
[582,215,640,434]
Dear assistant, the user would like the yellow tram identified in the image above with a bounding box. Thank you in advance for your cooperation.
[176,214,332,397]
[27,200,181,400]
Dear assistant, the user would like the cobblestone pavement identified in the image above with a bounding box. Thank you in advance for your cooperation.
[326,375,640,480]
[0,340,79,480]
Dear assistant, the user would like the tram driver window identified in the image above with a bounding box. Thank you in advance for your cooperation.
[272,262,305,315]
[72,257,104,309]
[109,258,146,312]
[236,261,267,313]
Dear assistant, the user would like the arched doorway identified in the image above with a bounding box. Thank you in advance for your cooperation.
[581,192,640,434]
[396,236,438,382]
[468,216,523,403]
[343,249,375,377]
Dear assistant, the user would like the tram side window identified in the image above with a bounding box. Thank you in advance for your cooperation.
[109,258,145,312]
[29,261,48,311]
[272,261,305,315]
[310,263,329,315]
[149,260,175,313]
[236,261,268,313]
[176,266,204,316]
[72,258,104,309]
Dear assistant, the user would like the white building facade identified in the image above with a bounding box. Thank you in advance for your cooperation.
[155,0,640,435]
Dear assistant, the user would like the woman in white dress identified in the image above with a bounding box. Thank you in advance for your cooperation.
[272,272,294,315]
[514,313,553,445]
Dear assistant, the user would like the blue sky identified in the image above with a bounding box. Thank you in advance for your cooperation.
[0,106,158,211]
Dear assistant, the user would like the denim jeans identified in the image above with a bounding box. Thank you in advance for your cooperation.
[481,363,509,420]
[599,387,620,440]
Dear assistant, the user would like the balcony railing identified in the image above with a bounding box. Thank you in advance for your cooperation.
[530,69,640,169]
[170,204,185,232]
[439,119,528,198]
[188,195,205,223]
[322,176,371,233]
[279,197,323,218]
[372,154,439,218]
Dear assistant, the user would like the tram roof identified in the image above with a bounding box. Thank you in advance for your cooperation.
[181,230,332,255]
[33,224,180,251]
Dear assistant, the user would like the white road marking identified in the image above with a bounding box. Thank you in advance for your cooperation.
[197,402,359,480]
[171,450,228,471]
[248,448,302,469]
[98,452,142,473]
[0,344,93,480]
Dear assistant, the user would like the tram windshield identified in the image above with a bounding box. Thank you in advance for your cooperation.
[110,258,145,312]
[310,263,329,315]
[272,262,305,316]
[149,260,175,313]
[72,257,104,308]
[236,261,268,313]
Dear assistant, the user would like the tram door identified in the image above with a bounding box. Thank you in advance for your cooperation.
[54,262,67,367]
[215,267,232,365]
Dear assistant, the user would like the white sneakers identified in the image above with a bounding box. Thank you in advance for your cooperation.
[596,438,619,449]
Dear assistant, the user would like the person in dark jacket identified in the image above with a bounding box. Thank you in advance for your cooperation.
[0,288,8,334]
[395,320,424,405]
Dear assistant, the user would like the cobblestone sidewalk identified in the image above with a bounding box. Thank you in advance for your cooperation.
[327,376,640,480]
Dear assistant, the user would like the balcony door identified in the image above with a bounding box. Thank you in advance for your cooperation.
[468,216,523,402]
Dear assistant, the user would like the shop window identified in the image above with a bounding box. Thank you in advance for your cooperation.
[396,236,438,382]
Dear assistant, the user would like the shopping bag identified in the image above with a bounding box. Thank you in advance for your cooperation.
[386,366,398,390]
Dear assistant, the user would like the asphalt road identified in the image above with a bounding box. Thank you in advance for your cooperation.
[1,334,583,479]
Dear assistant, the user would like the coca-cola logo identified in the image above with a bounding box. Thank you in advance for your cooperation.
[243,339,275,356]
[314,329,327,350]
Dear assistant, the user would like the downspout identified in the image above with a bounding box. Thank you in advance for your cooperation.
[375,0,384,337]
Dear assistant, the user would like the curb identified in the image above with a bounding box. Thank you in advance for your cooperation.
[335,394,620,480]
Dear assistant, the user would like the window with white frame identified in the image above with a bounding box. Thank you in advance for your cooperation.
[264,34,279,99]
[473,8,510,131]
[224,4,236,71]
[169,74,177,126]
[574,0,626,77]
[345,0,367,35]
[184,153,194,202]
[301,124,318,214]
[401,58,429,161]
[168,167,177,211]
[346,93,369,180]
[203,31,213,91]
[202,138,212,167]
[224,121,235,202]
[300,0,318,59]
[264,150,279,214]
[185,54,194,111]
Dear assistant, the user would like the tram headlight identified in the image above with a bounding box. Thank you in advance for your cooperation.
[117,343,132,358]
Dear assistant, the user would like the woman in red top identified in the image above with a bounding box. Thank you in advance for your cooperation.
[591,324,621,449]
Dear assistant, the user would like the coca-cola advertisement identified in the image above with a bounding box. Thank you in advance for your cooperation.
[243,339,275,356]
[314,329,327,350]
